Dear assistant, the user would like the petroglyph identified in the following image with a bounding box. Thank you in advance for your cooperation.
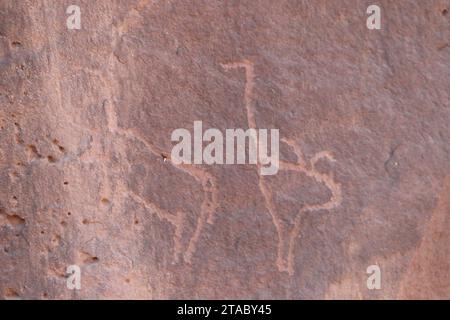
[221,60,342,275]
[117,128,219,263]
[221,60,257,129]
[102,91,219,264]
[126,189,186,263]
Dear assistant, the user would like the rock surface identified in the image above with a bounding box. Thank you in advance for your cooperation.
[0,0,449,299]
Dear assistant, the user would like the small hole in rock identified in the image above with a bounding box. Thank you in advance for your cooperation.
[47,156,56,163]
[443,9,448,15]
[67,212,71,216]
[5,288,19,298]
[7,214,25,226]
[63,181,69,185]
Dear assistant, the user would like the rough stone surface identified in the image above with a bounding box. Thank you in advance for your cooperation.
[0,0,449,299]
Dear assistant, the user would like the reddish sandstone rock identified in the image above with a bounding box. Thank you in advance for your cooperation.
[0,0,449,299]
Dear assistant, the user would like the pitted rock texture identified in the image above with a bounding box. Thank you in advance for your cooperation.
[0,0,449,299]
